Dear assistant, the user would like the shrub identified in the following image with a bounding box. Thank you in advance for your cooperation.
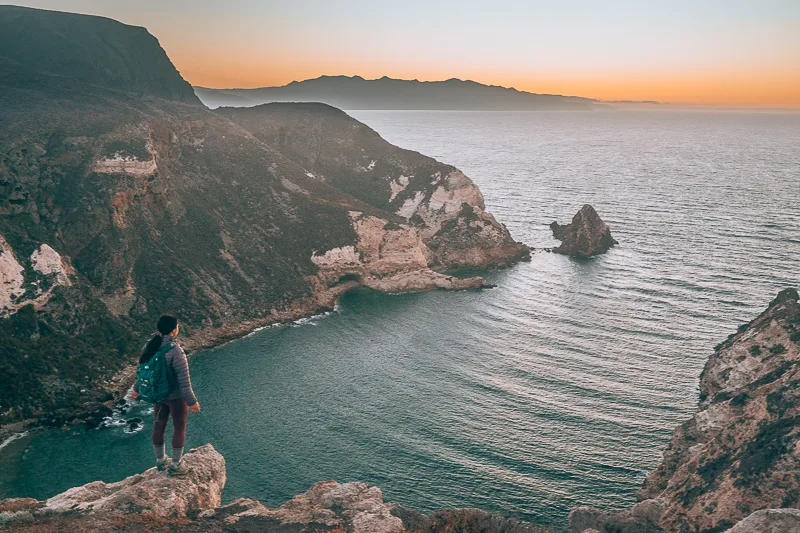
[769,344,786,355]
[748,345,762,356]
[729,392,748,407]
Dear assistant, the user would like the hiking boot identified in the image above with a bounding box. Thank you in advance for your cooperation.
[167,460,190,477]
[156,457,172,471]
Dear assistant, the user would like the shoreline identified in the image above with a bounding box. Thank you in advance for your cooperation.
[0,268,507,438]
[0,280,361,440]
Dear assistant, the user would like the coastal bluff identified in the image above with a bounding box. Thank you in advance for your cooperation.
[569,288,800,533]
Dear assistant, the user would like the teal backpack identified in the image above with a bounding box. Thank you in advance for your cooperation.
[136,343,175,403]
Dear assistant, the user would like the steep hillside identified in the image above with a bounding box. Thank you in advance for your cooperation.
[195,75,596,110]
[0,8,528,427]
[0,6,200,104]
[217,103,529,269]
[641,288,799,532]
[569,288,800,533]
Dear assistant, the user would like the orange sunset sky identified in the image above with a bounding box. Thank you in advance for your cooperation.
[10,0,800,108]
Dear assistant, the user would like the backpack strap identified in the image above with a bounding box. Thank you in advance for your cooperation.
[158,342,176,356]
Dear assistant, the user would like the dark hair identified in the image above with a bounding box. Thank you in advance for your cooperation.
[139,315,179,364]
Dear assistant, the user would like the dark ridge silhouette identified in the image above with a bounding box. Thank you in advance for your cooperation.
[0,5,201,104]
[194,75,600,110]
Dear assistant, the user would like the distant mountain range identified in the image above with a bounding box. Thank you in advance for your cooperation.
[194,75,602,110]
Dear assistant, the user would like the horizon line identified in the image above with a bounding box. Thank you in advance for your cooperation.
[191,75,800,110]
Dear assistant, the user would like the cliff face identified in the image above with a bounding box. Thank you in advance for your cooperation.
[216,103,530,270]
[0,6,200,104]
[0,8,528,426]
[639,288,800,533]
[569,289,800,533]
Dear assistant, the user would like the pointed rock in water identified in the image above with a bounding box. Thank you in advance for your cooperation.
[550,204,618,257]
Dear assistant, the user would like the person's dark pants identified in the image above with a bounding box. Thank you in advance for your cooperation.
[152,398,188,449]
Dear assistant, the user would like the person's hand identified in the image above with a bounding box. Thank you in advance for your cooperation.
[131,391,139,401]
[190,402,201,413]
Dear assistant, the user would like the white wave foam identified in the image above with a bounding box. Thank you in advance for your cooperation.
[0,431,29,451]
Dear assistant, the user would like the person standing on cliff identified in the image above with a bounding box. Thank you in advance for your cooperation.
[131,315,201,476]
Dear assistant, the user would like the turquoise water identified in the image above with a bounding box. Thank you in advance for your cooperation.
[1,110,798,525]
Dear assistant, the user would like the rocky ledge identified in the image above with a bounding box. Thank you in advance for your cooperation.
[0,445,550,533]
[569,288,800,533]
[550,205,618,257]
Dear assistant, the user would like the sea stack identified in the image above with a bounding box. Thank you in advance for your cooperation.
[550,204,618,257]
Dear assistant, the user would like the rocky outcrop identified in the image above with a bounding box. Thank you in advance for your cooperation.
[639,288,799,533]
[207,481,404,533]
[0,448,548,533]
[550,205,617,257]
[723,509,800,533]
[567,501,666,533]
[572,289,799,533]
[215,103,531,270]
[0,444,224,524]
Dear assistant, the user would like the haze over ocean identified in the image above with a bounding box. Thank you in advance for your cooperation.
[1,109,798,526]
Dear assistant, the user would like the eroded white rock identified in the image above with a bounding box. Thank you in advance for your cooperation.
[389,175,410,202]
[397,191,425,219]
[310,212,491,293]
[31,244,70,284]
[311,245,361,271]
[0,234,25,315]
[93,152,158,177]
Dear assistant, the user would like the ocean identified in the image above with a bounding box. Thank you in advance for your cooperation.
[1,109,798,526]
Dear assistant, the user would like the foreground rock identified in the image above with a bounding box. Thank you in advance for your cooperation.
[550,205,617,257]
[0,449,551,533]
[723,509,800,532]
[208,481,404,533]
[642,288,799,532]
[570,288,800,533]
[568,500,665,533]
[0,444,225,522]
